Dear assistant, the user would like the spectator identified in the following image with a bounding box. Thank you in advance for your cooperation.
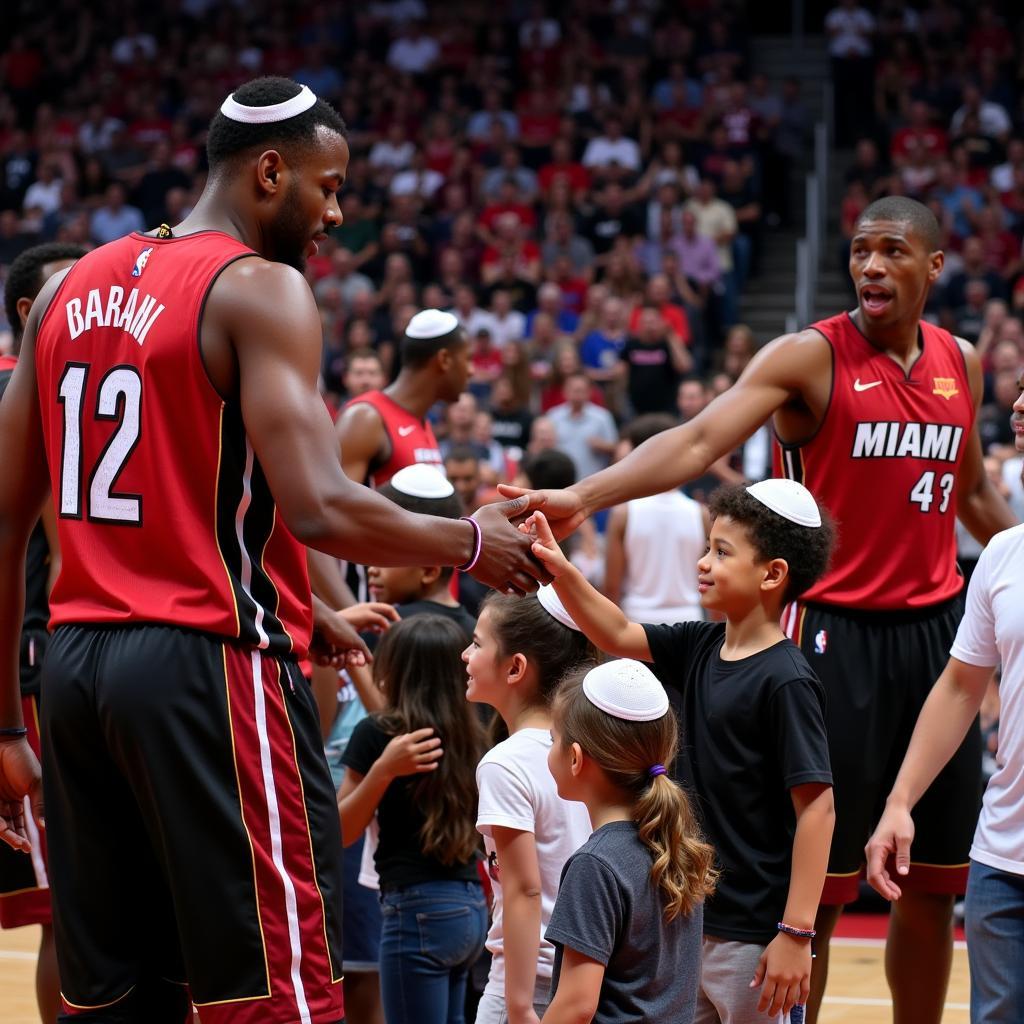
[526,282,578,338]
[932,159,984,241]
[621,305,692,415]
[582,116,642,178]
[541,212,594,278]
[950,83,1012,143]
[466,88,519,145]
[685,178,738,325]
[481,146,539,204]
[89,182,144,245]
[488,374,534,454]
[487,290,527,349]
[134,142,191,227]
[548,372,619,480]
[443,445,482,515]
[584,183,644,261]
[314,248,374,313]
[538,138,590,202]
[826,0,877,145]
[581,296,630,389]
[386,22,440,76]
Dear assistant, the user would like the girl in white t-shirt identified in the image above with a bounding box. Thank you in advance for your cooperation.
[462,587,596,1024]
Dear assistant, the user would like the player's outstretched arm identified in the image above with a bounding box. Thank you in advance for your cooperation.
[217,261,547,593]
[0,282,59,851]
[954,338,1017,543]
[500,330,825,539]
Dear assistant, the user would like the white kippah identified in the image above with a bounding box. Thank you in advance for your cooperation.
[745,479,822,528]
[405,309,460,340]
[536,585,582,632]
[389,464,455,499]
[582,660,670,722]
[220,84,317,124]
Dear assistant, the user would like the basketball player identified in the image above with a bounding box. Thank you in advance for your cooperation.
[502,196,1016,1024]
[0,242,84,1024]
[335,308,462,489]
[0,78,544,1024]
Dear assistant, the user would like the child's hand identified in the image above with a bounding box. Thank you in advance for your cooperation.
[750,932,811,1018]
[376,728,443,781]
[527,511,572,578]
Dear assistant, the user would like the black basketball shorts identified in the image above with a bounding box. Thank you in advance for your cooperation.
[41,624,345,1023]
[784,595,981,904]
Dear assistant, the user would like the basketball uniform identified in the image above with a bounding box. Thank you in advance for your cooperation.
[0,356,53,931]
[341,388,444,600]
[33,232,344,1022]
[776,312,981,902]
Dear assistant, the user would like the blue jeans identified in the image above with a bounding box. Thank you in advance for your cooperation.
[379,880,488,1024]
[964,858,1024,1023]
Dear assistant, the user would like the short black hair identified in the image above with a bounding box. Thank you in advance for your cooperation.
[623,413,677,449]
[4,242,86,346]
[206,77,347,171]
[444,444,481,466]
[520,449,576,490]
[708,483,835,604]
[401,323,466,369]
[856,196,941,251]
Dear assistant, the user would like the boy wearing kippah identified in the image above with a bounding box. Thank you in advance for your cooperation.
[529,480,836,1024]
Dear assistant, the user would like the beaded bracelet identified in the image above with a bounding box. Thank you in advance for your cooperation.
[777,922,816,939]
[456,516,483,573]
[0,726,28,739]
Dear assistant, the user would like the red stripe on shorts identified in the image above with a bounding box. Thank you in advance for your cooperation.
[197,646,342,1024]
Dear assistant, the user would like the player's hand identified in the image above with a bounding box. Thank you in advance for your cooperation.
[751,932,811,1018]
[339,602,399,634]
[469,498,554,595]
[310,609,373,668]
[376,728,443,780]
[526,511,572,578]
[0,738,43,853]
[865,800,915,901]
[496,484,587,540]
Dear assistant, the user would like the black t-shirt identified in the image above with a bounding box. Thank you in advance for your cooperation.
[621,337,678,415]
[643,621,832,944]
[396,600,476,641]
[490,408,534,450]
[0,367,49,695]
[584,205,644,255]
[341,716,481,891]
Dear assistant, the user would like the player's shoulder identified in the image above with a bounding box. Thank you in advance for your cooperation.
[211,257,314,317]
[336,393,385,434]
[741,327,831,384]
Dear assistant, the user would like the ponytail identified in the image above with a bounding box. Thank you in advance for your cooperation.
[553,672,717,921]
[634,773,717,920]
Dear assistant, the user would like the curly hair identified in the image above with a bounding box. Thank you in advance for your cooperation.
[708,484,836,604]
[206,77,347,170]
[4,242,86,347]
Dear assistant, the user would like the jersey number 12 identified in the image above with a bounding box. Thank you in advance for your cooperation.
[57,362,142,524]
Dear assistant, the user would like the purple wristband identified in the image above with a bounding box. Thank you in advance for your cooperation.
[777,921,816,939]
[456,516,483,573]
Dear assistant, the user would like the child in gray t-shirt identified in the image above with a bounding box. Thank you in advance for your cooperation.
[542,660,716,1024]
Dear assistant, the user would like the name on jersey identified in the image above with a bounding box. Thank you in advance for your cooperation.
[851,421,964,462]
[65,286,166,347]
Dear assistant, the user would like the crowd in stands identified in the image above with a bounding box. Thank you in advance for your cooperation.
[0,0,1022,519]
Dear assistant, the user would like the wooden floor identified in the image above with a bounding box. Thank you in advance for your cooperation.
[1,927,970,1023]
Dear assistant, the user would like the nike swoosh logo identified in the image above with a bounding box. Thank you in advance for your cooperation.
[398,425,416,436]
[853,379,882,392]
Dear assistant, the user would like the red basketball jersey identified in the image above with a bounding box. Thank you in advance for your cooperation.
[33,231,312,657]
[346,389,443,487]
[773,312,974,610]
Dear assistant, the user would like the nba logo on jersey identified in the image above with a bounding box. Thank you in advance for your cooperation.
[132,247,154,278]
[814,629,828,655]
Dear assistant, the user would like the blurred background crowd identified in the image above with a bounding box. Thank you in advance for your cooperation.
[1,0,1023,557]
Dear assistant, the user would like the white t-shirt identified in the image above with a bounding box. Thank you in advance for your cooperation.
[476,728,592,994]
[950,523,1024,876]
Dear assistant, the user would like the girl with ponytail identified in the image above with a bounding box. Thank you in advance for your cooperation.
[542,660,715,1024]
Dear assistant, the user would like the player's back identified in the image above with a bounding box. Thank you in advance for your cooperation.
[33,231,311,656]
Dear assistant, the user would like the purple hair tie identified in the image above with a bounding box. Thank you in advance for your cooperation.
[648,764,667,778]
